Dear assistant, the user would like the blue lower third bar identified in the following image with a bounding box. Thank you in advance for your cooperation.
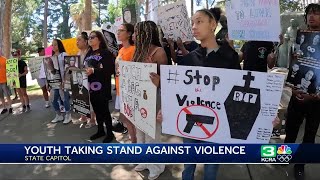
[0,144,312,164]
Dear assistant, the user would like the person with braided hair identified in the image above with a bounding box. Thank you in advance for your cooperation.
[132,21,167,180]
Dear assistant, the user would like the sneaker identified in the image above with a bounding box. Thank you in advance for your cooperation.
[60,106,66,113]
[134,164,148,172]
[63,113,72,124]
[22,105,27,113]
[103,134,115,143]
[51,114,64,123]
[26,105,31,112]
[45,102,50,108]
[90,132,105,140]
[8,108,13,114]
[148,168,165,180]
[271,129,280,139]
[1,109,8,114]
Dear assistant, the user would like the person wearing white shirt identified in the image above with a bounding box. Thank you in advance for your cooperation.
[37,47,50,108]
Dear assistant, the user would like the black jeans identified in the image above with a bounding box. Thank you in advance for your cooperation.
[90,92,113,136]
[284,96,320,144]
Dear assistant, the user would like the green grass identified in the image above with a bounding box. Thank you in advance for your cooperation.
[27,84,41,91]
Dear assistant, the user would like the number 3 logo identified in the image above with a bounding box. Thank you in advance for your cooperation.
[261,145,276,158]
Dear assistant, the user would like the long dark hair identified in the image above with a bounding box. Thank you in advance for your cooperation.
[52,39,66,55]
[90,30,108,50]
[133,21,161,62]
[122,23,134,45]
[305,3,320,26]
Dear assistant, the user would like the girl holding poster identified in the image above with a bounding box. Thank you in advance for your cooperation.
[178,8,241,180]
[132,21,167,180]
[115,23,136,142]
[73,32,97,128]
[84,31,115,143]
[50,39,72,124]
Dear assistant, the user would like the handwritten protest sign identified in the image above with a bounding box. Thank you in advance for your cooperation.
[119,61,157,139]
[158,0,193,42]
[71,70,90,118]
[287,30,320,95]
[28,56,44,80]
[147,0,159,23]
[43,56,61,89]
[226,0,281,42]
[6,58,20,88]
[161,65,285,143]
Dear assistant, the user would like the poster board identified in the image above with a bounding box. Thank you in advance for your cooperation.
[287,30,320,95]
[29,56,44,80]
[225,0,281,42]
[147,0,159,23]
[102,30,119,57]
[71,70,91,118]
[158,0,193,42]
[122,4,137,25]
[43,56,62,89]
[64,56,80,90]
[119,61,157,139]
[6,58,20,88]
[161,65,285,143]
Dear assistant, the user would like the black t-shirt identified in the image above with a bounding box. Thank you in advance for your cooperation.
[18,60,27,74]
[180,43,240,70]
[241,41,274,72]
[84,48,114,98]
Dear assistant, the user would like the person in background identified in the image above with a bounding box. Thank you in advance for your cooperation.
[132,20,167,180]
[115,23,136,142]
[37,47,50,108]
[85,31,115,143]
[0,50,13,114]
[50,39,72,124]
[72,32,97,128]
[284,4,320,180]
[12,50,30,112]
[178,8,241,180]
[167,37,198,64]
[239,41,275,72]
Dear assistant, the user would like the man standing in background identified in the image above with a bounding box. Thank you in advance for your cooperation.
[0,49,13,114]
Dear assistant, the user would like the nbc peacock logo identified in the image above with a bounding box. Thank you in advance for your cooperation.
[276,145,292,163]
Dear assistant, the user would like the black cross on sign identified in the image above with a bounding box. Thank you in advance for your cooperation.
[243,72,255,88]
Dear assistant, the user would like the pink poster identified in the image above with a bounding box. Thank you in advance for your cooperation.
[45,46,53,56]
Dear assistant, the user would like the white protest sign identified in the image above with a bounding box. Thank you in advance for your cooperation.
[226,0,281,42]
[161,65,285,143]
[158,0,193,42]
[28,56,44,80]
[147,0,159,23]
[119,61,158,139]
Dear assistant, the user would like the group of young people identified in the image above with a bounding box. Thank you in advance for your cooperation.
[0,3,319,180]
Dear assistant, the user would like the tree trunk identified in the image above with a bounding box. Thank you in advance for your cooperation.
[43,0,48,48]
[3,0,12,58]
[191,0,193,16]
[206,0,208,9]
[145,0,149,20]
[0,0,5,54]
[84,0,92,30]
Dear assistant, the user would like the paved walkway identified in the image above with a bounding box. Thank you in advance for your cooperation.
[0,85,319,179]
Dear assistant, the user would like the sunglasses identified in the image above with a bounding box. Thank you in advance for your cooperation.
[89,35,97,40]
[117,29,127,33]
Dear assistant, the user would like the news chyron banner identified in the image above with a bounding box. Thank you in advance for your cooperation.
[0,144,315,164]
